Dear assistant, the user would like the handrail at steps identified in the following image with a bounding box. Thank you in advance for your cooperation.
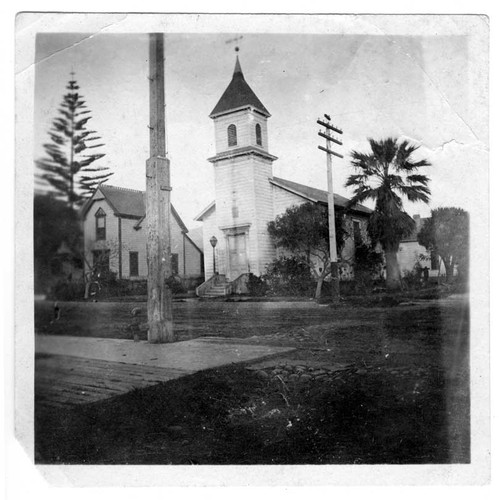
[227,273,250,295]
[195,273,226,297]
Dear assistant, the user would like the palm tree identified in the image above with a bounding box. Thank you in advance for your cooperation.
[345,137,431,290]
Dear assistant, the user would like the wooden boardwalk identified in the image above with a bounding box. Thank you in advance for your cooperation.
[35,354,191,411]
[35,336,294,411]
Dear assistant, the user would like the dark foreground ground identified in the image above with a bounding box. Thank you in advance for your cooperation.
[35,294,469,464]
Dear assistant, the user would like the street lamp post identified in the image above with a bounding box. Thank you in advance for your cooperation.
[210,236,218,276]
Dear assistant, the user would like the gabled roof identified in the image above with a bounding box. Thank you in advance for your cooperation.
[187,226,204,249]
[99,184,145,218]
[183,232,204,256]
[194,176,372,221]
[82,184,188,233]
[194,200,215,222]
[270,177,372,215]
[210,56,270,118]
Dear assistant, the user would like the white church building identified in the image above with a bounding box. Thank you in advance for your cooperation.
[195,56,371,297]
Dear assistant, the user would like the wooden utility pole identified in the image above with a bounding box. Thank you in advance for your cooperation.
[317,116,343,302]
[146,33,175,343]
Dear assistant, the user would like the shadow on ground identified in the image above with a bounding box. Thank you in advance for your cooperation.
[34,295,470,465]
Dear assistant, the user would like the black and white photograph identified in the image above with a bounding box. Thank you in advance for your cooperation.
[11,11,490,488]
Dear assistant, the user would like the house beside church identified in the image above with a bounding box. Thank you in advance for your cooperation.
[398,214,447,279]
[81,184,203,288]
[195,56,372,296]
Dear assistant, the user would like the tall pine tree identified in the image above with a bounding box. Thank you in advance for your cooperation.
[36,73,112,209]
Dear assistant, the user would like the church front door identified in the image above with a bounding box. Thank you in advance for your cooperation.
[227,233,248,280]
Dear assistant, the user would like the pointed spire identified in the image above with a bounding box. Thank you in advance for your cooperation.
[233,54,243,77]
[210,50,270,118]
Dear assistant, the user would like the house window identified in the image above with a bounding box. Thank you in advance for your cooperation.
[255,123,262,146]
[228,124,237,147]
[95,208,106,240]
[353,220,362,245]
[171,253,179,275]
[129,251,139,277]
[92,250,110,274]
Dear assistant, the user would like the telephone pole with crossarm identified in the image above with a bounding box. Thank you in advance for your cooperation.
[317,115,343,302]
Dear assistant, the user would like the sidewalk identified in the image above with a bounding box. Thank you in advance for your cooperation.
[35,335,295,409]
[35,335,294,371]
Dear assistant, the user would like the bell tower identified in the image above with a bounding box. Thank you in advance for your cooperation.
[208,52,277,280]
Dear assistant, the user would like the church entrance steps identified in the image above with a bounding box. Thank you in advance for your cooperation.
[203,284,228,297]
[196,274,230,298]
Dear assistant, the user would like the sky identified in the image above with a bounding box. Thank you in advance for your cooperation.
[33,29,487,228]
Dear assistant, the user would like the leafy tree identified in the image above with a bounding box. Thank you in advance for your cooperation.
[345,137,431,290]
[36,74,112,209]
[417,207,469,282]
[263,256,315,296]
[353,241,384,290]
[267,202,346,299]
[34,193,83,292]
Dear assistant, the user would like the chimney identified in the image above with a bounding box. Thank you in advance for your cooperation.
[413,214,421,230]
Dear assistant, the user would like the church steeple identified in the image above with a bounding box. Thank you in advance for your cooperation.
[233,55,243,76]
[206,49,278,280]
[209,55,270,118]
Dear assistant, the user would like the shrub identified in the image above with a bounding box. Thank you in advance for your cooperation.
[402,263,423,290]
[353,243,384,290]
[247,273,269,296]
[166,275,187,295]
[130,280,148,295]
[262,256,315,296]
[48,279,86,301]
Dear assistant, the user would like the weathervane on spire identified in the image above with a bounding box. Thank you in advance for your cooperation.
[225,35,243,52]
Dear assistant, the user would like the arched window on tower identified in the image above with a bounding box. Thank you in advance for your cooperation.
[255,123,262,146]
[228,124,237,147]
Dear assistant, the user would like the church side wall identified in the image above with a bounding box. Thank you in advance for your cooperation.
[251,158,276,275]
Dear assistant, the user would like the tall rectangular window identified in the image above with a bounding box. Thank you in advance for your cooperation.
[353,220,362,245]
[255,123,262,146]
[95,208,106,240]
[171,253,179,275]
[129,251,139,277]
